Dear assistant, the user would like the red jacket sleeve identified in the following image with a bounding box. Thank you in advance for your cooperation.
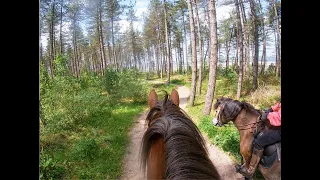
[268,103,281,126]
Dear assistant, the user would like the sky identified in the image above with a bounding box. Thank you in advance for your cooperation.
[41,0,277,65]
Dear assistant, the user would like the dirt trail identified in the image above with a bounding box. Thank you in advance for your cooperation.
[120,85,243,180]
[120,112,147,180]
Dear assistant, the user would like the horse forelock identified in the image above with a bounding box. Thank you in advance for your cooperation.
[214,97,233,109]
[216,98,242,120]
[141,93,221,180]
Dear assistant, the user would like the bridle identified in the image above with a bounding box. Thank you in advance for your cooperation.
[214,103,226,127]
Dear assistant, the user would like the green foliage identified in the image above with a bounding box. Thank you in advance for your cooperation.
[223,67,238,83]
[40,62,52,96]
[103,68,149,103]
[198,116,242,162]
[54,54,69,76]
[266,63,276,74]
[103,68,120,95]
[40,70,147,179]
[70,138,99,161]
[40,153,66,180]
[170,78,186,85]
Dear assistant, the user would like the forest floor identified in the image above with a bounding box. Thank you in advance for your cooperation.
[120,83,244,180]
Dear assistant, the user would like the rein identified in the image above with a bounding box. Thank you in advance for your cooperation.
[235,115,262,131]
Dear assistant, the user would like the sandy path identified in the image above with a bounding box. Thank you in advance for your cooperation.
[120,111,148,180]
[120,85,243,180]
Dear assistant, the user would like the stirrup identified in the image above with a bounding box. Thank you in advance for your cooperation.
[235,163,246,173]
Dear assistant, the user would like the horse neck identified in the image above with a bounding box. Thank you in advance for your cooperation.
[233,109,260,131]
[147,135,165,179]
[233,109,259,160]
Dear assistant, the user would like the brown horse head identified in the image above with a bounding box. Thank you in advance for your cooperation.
[212,97,262,127]
[141,89,221,180]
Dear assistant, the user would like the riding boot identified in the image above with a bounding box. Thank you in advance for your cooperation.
[238,148,264,179]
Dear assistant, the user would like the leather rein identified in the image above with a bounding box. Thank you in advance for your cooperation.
[236,115,262,131]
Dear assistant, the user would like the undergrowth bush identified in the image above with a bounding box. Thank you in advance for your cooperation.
[40,153,66,180]
[40,62,148,179]
[103,68,148,103]
[70,138,99,161]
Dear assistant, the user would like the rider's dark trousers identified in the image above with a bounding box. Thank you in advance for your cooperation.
[253,128,281,150]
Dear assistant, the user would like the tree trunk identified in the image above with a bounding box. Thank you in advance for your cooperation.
[235,0,244,99]
[98,6,106,74]
[72,19,79,78]
[239,0,249,80]
[96,16,103,76]
[261,33,266,74]
[49,0,56,79]
[249,0,259,90]
[175,47,179,73]
[258,0,266,74]
[182,9,188,74]
[52,0,56,65]
[107,41,112,66]
[156,12,161,78]
[234,35,239,70]
[203,0,218,115]
[164,0,171,86]
[179,44,183,74]
[203,39,209,70]
[187,0,197,106]
[60,0,63,55]
[194,0,203,96]
[156,41,160,78]
[225,40,230,69]
[111,17,116,66]
[272,0,281,77]
[274,29,277,74]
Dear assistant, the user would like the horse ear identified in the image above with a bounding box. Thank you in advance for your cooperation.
[148,89,158,108]
[170,89,179,107]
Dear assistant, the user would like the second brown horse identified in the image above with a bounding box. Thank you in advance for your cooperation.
[212,97,281,180]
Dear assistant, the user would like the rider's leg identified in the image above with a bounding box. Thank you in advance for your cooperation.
[238,129,280,178]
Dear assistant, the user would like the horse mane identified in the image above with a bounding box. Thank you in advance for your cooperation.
[214,97,261,120]
[141,92,220,180]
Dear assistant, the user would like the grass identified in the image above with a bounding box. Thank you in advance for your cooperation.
[40,94,146,179]
[40,71,148,180]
